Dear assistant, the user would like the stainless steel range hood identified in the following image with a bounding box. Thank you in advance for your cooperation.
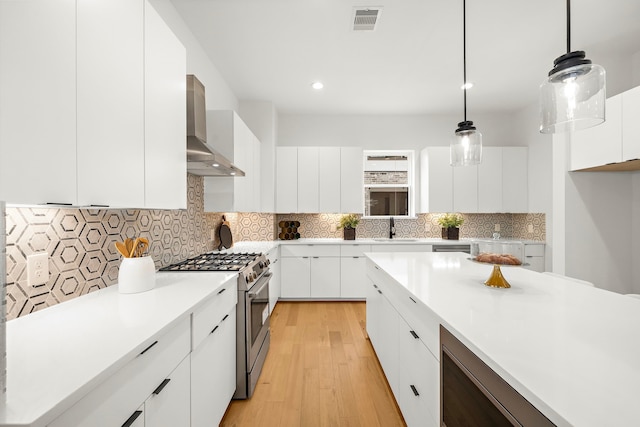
[186,75,245,177]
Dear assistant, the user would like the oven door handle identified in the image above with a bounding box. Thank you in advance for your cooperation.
[248,272,272,299]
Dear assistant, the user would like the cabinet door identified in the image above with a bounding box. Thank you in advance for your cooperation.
[234,115,252,213]
[319,147,341,213]
[310,257,341,298]
[280,257,311,297]
[378,292,400,396]
[420,147,453,213]
[570,94,623,171]
[366,279,382,348]
[144,0,186,209]
[398,324,439,427]
[298,147,319,213]
[276,147,298,212]
[341,147,364,213]
[453,165,478,213]
[622,85,640,161]
[340,257,367,298]
[502,147,528,212]
[191,308,236,427]
[0,0,77,205]
[477,147,502,213]
[145,355,190,427]
[77,0,145,207]
[370,244,433,253]
[253,135,262,212]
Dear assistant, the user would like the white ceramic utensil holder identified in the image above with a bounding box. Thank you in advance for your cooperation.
[118,256,156,294]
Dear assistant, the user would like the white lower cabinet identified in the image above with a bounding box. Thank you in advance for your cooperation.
[340,257,367,298]
[280,245,341,298]
[371,244,433,253]
[280,256,311,298]
[144,356,191,427]
[523,243,545,273]
[310,257,341,297]
[366,260,440,427]
[191,307,237,427]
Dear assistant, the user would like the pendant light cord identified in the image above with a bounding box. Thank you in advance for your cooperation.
[463,0,467,122]
[566,0,571,54]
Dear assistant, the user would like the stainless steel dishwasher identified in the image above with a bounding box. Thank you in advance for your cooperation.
[432,244,471,254]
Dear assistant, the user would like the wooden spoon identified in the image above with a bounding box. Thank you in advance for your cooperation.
[129,238,141,258]
[125,238,134,256]
[136,238,149,257]
[114,241,129,258]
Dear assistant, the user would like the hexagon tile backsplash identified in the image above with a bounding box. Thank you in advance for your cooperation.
[4,172,544,320]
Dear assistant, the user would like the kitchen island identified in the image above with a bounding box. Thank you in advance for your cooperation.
[365,251,640,426]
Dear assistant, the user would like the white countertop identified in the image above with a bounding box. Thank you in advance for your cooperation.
[365,252,640,426]
[243,238,544,246]
[0,271,237,427]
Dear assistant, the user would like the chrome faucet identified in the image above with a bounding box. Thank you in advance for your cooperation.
[389,217,396,239]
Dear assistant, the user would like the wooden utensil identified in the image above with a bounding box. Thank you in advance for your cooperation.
[136,238,149,257]
[114,241,130,258]
[125,238,134,256]
[129,237,141,258]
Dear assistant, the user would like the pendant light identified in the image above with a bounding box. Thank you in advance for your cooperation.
[451,0,482,167]
[539,0,605,134]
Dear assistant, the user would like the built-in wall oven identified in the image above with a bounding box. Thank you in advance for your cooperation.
[440,326,555,426]
[160,251,271,400]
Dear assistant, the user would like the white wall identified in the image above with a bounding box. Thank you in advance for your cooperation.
[149,0,238,114]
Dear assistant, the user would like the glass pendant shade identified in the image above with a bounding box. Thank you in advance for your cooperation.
[451,121,482,166]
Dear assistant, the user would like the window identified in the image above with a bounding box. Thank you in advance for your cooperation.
[363,150,415,217]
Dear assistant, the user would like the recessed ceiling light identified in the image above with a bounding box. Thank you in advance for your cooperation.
[461,82,474,90]
[311,81,324,90]
[230,172,236,176]
[212,163,220,167]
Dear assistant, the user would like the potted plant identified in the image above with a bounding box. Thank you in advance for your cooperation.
[438,213,464,240]
[337,214,360,240]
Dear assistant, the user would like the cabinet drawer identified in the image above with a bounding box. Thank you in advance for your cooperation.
[49,316,191,427]
[392,286,442,361]
[524,244,545,257]
[340,244,371,257]
[371,244,433,253]
[280,244,340,257]
[192,279,237,350]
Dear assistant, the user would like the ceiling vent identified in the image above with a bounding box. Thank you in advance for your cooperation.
[352,7,382,31]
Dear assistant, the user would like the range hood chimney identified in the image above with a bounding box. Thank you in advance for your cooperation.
[186,75,245,177]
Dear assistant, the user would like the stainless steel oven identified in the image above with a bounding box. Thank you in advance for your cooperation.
[239,271,271,399]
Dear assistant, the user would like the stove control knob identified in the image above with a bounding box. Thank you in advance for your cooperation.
[245,275,250,284]
[248,275,254,283]
[258,261,264,269]
[266,259,270,265]
[252,272,258,280]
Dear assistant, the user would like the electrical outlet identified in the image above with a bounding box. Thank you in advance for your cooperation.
[527,224,534,233]
[27,252,49,287]
[494,224,500,232]
[211,229,216,240]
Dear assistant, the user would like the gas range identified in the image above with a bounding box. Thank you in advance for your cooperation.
[159,251,270,291]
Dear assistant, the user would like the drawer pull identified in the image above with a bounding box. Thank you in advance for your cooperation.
[217,287,226,295]
[122,410,143,427]
[375,266,380,270]
[373,284,378,289]
[377,290,382,295]
[353,256,360,259]
[211,325,220,334]
[408,296,417,304]
[410,385,420,396]
[153,378,171,395]
[139,340,158,355]
[313,256,319,259]
[409,330,419,339]
[222,314,229,321]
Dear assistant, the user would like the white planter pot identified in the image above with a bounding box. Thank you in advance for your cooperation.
[118,256,156,294]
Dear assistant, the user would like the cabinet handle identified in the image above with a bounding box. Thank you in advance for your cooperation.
[139,340,158,356]
[373,284,378,289]
[122,410,143,427]
[408,297,417,304]
[217,287,226,295]
[312,256,319,258]
[525,256,534,258]
[222,314,229,321]
[375,266,380,270]
[153,378,171,395]
[410,385,420,396]
[43,202,73,206]
[302,256,309,259]
[353,256,360,259]
[377,290,382,295]
[211,325,219,334]
[410,330,419,339]
[88,204,109,208]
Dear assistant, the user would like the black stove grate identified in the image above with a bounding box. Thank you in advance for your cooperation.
[159,252,261,272]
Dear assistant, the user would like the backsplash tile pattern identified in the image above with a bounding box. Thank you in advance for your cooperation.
[5,174,218,320]
[275,213,546,241]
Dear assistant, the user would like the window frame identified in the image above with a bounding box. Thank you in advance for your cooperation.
[362,149,416,218]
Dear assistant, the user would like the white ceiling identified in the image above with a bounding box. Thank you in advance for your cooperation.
[171,0,640,115]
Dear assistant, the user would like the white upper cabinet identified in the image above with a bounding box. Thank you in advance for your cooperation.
[77,0,145,207]
[144,0,187,209]
[0,0,186,208]
[570,94,623,171]
[421,146,528,213]
[622,85,640,161]
[297,147,319,213]
[502,147,528,212]
[420,147,453,213]
[319,147,341,213]
[275,146,363,214]
[0,0,77,205]
[204,111,262,212]
[340,147,364,213]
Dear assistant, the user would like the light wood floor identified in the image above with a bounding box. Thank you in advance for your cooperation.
[221,302,406,427]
